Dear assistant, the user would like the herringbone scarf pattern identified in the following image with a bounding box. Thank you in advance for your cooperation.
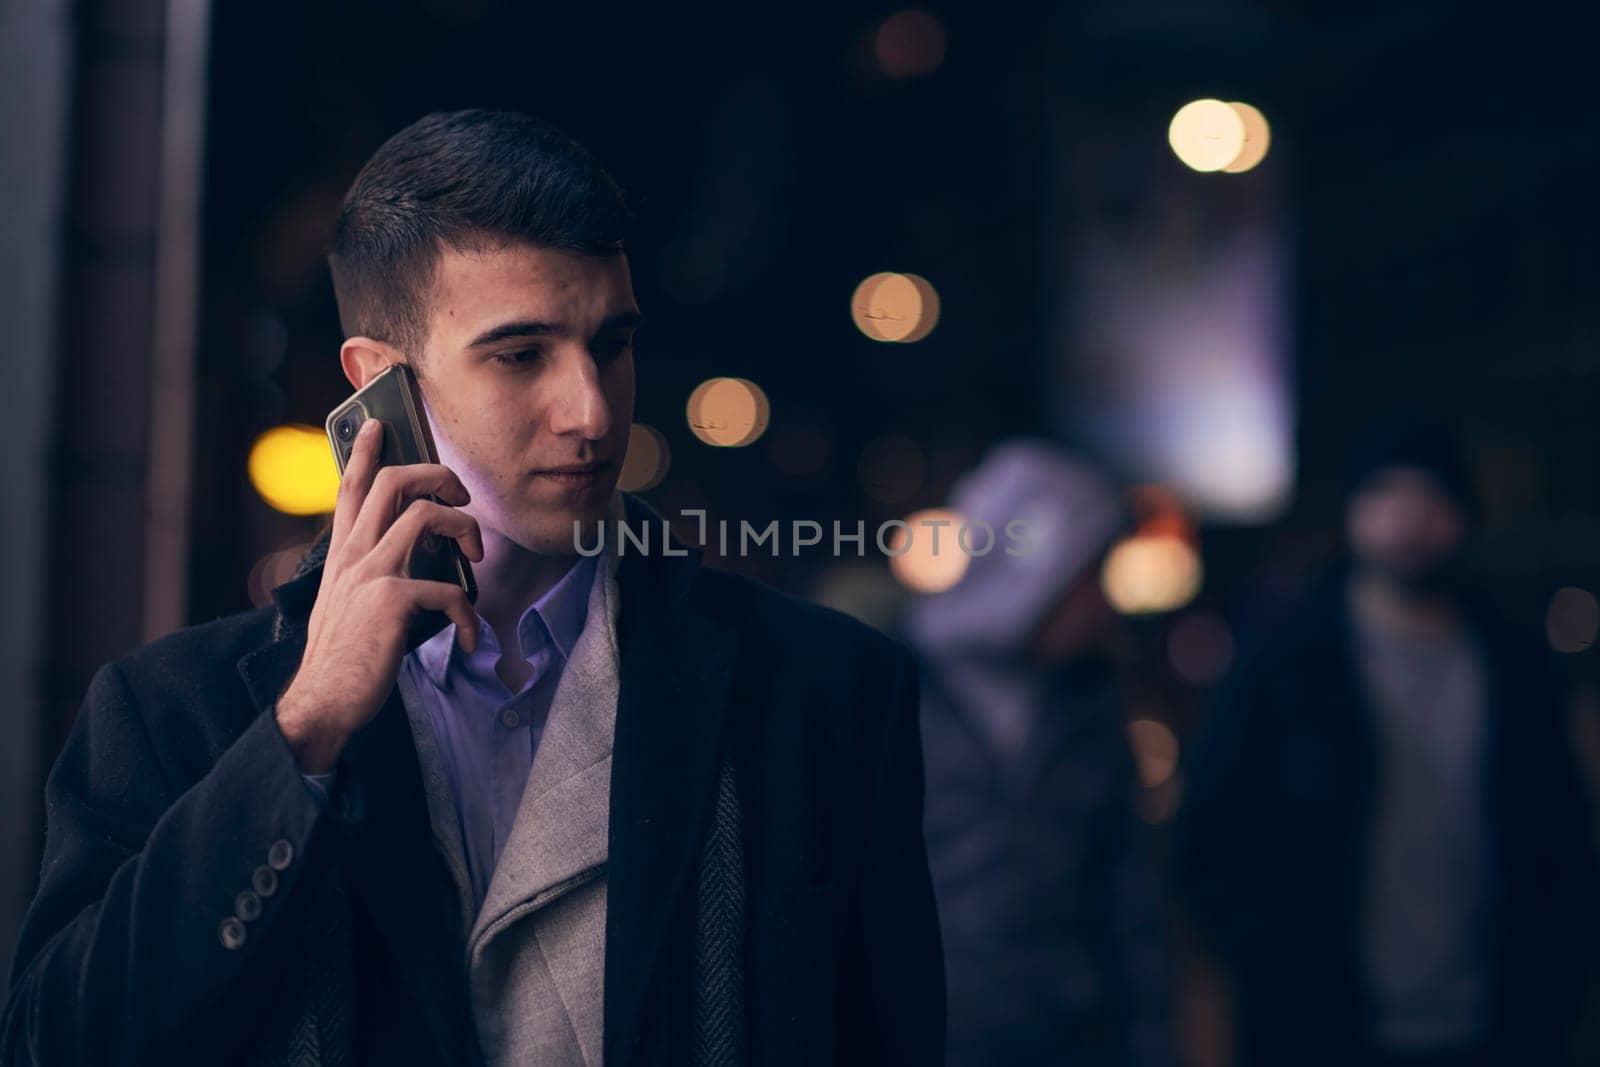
[691,760,747,1066]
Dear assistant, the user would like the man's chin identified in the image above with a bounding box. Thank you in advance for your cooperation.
[510,495,618,555]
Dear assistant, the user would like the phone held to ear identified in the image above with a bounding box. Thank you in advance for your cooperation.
[325,362,479,652]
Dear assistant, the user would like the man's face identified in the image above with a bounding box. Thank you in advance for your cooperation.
[1345,466,1467,589]
[413,241,637,555]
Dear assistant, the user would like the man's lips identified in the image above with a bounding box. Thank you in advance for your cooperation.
[529,460,611,484]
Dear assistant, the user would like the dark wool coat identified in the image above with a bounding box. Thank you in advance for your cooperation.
[3,493,945,1066]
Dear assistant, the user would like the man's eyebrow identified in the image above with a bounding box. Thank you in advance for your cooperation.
[466,319,560,349]
[595,310,645,335]
[465,311,645,349]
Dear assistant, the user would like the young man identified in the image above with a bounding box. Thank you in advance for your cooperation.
[2,110,944,1066]
[1177,428,1597,1067]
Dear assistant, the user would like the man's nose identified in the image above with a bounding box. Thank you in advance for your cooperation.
[545,346,612,441]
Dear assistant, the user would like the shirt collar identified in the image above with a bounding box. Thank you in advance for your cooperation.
[412,553,598,688]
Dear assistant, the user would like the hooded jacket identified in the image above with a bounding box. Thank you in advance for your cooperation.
[905,441,1172,1067]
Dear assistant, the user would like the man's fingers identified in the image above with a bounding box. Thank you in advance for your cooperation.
[348,461,473,553]
[372,499,484,573]
[403,579,479,653]
[330,417,384,551]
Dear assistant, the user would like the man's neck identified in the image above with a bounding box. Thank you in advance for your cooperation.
[472,527,581,648]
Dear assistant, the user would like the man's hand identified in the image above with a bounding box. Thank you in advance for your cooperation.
[276,417,484,773]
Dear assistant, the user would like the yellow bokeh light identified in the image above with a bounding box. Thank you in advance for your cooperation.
[248,424,340,515]
[1222,101,1271,173]
[888,507,971,594]
[619,423,671,491]
[903,274,941,341]
[686,377,770,447]
[851,272,940,343]
[1168,99,1246,173]
[1100,535,1203,614]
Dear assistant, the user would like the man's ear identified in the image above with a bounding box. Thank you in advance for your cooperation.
[339,337,406,390]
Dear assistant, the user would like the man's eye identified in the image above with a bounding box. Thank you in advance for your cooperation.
[599,338,635,361]
[494,349,540,366]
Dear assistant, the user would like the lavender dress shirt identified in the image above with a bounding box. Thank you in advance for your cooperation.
[303,553,597,913]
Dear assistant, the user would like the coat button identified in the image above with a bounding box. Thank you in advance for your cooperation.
[251,865,279,898]
[267,839,295,870]
[234,890,263,923]
[500,707,520,729]
[218,917,248,950]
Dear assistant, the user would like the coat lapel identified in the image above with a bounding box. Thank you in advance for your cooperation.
[603,494,739,1066]
[470,537,621,949]
[236,539,478,1067]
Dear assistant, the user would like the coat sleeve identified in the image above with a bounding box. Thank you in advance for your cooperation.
[1,661,333,1065]
[843,644,947,1066]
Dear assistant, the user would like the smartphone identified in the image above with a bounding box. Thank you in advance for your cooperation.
[325,362,478,651]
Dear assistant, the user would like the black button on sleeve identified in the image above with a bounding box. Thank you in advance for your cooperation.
[251,865,279,898]
[218,917,248,950]
[267,839,294,871]
[234,890,263,923]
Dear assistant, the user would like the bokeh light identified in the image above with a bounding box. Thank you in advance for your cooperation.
[686,377,770,447]
[874,10,946,79]
[1547,586,1599,653]
[248,424,340,515]
[618,423,671,492]
[851,272,940,343]
[1222,101,1271,173]
[1168,98,1247,173]
[1127,718,1180,788]
[888,507,970,594]
[1100,535,1203,614]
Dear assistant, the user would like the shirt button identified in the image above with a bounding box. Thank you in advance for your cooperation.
[235,890,263,923]
[500,707,521,729]
[267,839,295,871]
[218,917,248,950]
[251,865,279,898]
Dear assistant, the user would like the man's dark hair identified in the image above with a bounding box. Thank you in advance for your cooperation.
[327,109,635,360]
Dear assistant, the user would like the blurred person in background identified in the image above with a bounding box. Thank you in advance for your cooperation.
[1178,426,1597,1067]
[905,440,1175,1067]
